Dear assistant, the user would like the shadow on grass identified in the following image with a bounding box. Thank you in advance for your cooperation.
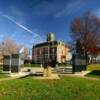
[20,73,43,79]
[19,74,32,78]
[86,70,100,78]
[88,70,100,75]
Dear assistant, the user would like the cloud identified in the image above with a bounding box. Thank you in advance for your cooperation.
[31,0,84,18]
[55,0,84,18]
[93,8,100,18]
[0,12,45,43]
[9,6,23,17]
[7,6,26,25]
[32,1,62,16]
[0,34,4,38]
[0,13,36,37]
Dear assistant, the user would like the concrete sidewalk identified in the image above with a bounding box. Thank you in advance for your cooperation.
[59,71,100,81]
[0,72,31,82]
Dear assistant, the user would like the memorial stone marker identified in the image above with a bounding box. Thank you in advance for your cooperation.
[3,47,24,73]
[72,54,87,73]
[3,55,11,73]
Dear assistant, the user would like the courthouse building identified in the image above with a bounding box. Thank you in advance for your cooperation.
[32,33,70,65]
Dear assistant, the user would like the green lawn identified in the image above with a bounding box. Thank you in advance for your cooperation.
[0,76,99,100]
[87,64,100,71]
[0,73,9,79]
[0,65,3,72]
[23,64,41,67]
[86,64,100,79]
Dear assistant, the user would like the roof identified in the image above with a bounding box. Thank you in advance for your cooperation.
[33,41,58,48]
[32,40,68,48]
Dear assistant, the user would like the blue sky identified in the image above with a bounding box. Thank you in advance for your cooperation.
[0,0,100,49]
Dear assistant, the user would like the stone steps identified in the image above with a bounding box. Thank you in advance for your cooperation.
[54,67,73,74]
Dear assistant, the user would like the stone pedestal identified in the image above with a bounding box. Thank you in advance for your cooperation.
[43,66,52,77]
[47,66,52,77]
[43,68,47,77]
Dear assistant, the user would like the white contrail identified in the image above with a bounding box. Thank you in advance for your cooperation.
[0,12,44,40]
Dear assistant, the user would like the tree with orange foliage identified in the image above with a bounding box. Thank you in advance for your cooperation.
[70,12,100,63]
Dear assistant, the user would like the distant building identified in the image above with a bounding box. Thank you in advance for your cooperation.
[32,33,70,65]
[89,38,100,63]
